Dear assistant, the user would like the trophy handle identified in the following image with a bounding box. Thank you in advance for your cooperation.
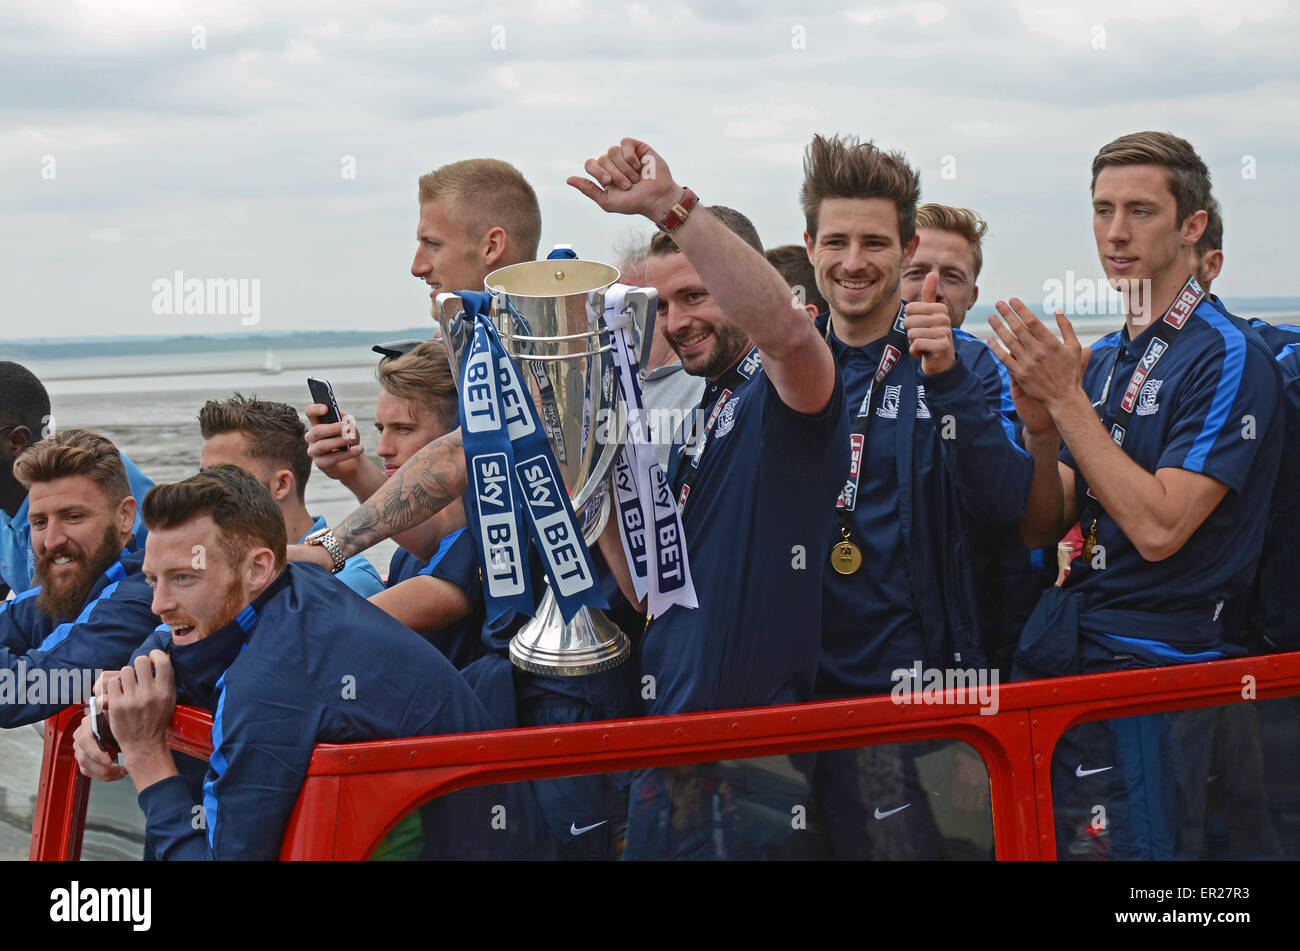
[620,287,658,373]
[434,292,468,380]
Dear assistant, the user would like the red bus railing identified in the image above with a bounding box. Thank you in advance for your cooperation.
[30,650,1300,860]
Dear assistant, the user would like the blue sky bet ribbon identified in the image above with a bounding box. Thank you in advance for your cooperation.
[458,293,534,623]
[481,318,607,621]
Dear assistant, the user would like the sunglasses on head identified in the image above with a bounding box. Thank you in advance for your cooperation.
[371,339,429,363]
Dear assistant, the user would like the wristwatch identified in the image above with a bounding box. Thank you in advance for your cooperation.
[303,527,346,574]
[655,187,699,234]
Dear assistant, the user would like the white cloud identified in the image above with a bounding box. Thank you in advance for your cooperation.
[1,0,1297,338]
[89,227,123,245]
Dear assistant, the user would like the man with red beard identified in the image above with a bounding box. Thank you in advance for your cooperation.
[0,429,158,726]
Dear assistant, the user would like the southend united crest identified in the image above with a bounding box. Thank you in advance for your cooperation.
[714,396,739,439]
[1136,378,1163,417]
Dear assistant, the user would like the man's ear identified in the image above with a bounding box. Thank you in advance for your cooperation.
[1182,208,1208,248]
[1201,251,1224,286]
[246,546,278,591]
[482,226,509,270]
[969,284,980,311]
[803,303,821,323]
[802,232,815,262]
[901,233,921,268]
[267,468,294,504]
[115,496,137,544]
[4,425,32,461]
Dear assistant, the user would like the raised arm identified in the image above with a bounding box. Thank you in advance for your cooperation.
[567,138,835,415]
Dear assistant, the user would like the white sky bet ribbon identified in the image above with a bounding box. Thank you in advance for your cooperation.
[604,284,698,614]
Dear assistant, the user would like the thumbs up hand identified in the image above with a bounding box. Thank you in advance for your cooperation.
[905,272,956,376]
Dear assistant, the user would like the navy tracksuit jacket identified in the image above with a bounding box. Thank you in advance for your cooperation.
[132,563,498,860]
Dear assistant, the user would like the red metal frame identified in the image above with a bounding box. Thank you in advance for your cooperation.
[30,651,1300,861]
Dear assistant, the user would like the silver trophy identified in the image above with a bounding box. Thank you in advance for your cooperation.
[435,259,656,675]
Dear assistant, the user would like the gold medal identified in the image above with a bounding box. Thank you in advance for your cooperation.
[830,538,863,575]
[1081,520,1098,563]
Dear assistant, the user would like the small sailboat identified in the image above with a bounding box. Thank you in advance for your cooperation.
[260,347,282,375]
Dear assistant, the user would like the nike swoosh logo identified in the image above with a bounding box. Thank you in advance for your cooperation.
[569,820,608,836]
[873,804,911,820]
[1075,764,1114,778]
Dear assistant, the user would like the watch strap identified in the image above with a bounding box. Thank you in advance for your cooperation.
[305,528,346,574]
[656,187,699,234]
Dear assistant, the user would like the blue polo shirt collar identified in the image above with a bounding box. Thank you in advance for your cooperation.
[298,515,329,544]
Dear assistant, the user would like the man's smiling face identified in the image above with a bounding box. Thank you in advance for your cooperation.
[374,390,448,476]
[900,228,979,328]
[28,475,133,622]
[646,251,750,381]
[806,196,912,325]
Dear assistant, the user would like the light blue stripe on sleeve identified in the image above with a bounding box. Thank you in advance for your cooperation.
[1184,309,1245,474]
[203,672,231,851]
[955,329,1026,456]
[36,573,125,652]
[415,527,468,577]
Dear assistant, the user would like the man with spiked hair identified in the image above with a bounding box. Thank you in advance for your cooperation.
[799,133,1033,858]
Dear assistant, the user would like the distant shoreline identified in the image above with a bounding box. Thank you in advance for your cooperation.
[37,359,374,384]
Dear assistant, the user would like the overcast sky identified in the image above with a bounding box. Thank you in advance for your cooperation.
[3,0,1297,339]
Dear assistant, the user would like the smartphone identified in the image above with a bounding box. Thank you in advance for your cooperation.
[307,377,343,425]
[87,695,120,758]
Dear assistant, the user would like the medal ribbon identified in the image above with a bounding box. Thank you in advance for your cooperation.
[605,284,698,614]
[1080,275,1205,557]
[834,302,908,516]
[457,291,608,623]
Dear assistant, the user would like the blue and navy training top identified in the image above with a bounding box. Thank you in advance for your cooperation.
[1060,298,1282,649]
[132,562,497,860]
[0,548,157,726]
[386,545,428,588]
[403,528,488,670]
[1236,312,1300,651]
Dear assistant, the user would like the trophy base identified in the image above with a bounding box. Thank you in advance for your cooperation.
[508,585,631,677]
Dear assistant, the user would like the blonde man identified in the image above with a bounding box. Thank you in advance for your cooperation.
[900,204,987,329]
[305,157,540,549]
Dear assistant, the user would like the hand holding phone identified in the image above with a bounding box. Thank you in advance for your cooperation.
[88,694,121,758]
[307,377,343,425]
[306,377,364,483]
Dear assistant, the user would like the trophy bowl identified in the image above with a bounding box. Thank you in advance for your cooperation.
[436,259,655,675]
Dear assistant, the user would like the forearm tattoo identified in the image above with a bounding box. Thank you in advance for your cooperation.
[333,431,466,556]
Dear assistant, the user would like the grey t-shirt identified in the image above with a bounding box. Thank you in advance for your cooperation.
[641,361,704,470]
